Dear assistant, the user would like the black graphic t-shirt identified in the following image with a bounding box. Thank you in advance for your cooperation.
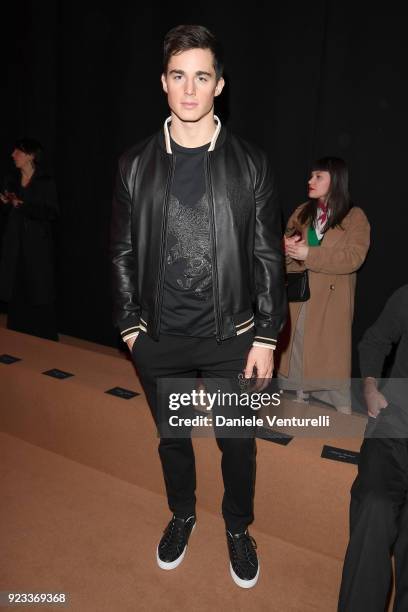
[160,139,215,337]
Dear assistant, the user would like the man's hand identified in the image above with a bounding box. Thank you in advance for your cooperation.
[285,238,309,261]
[244,346,274,391]
[363,377,388,418]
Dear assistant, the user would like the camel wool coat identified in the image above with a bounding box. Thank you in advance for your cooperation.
[277,204,370,383]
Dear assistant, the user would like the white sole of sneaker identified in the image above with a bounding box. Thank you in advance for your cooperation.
[229,561,260,588]
[156,522,196,570]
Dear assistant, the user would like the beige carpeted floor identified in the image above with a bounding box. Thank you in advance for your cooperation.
[0,322,375,611]
[1,432,343,611]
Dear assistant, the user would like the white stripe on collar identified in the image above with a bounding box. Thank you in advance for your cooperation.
[163,115,222,154]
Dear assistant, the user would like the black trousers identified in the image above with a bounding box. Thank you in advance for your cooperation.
[338,414,408,611]
[132,331,257,533]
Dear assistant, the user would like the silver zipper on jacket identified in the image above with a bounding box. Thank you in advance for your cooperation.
[205,154,222,342]
[153,155,175,337]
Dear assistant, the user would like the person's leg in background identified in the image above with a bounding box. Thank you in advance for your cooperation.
[7,254,58,340]
[338,436,408,611]
[311,388,352,415]
[391,459,408,612]
[278,304,309,403]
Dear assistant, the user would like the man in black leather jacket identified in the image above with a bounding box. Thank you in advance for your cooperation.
[111,25,286,588]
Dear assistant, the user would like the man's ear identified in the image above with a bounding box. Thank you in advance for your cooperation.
[214,77,225,97]
[161,74,168,94]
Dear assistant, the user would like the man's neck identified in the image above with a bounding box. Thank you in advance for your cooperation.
[169,112,217,149]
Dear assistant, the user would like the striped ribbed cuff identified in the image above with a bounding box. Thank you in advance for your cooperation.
[121,325,140,342]
[120,318,147,343]
[253,335,277,350]
[252,342,276,350]
[123,331,139,343]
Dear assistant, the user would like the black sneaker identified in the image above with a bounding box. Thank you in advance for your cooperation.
[156,515,196,570]
[226,529,259,588]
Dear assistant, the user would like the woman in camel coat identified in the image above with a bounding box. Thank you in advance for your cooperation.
[277,157,370,413]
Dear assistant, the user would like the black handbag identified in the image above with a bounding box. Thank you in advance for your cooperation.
[286,270,310,302]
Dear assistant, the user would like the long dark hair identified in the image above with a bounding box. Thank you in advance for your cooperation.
[298,156,351,231]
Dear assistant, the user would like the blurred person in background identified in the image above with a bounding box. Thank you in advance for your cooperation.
[338,284,408,611]
[0,138,58,340]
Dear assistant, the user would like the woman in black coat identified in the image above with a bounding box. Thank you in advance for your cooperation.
[0,138,58,340]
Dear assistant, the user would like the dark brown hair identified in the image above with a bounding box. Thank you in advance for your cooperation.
[299,156,352,231]
[163,25,223,81]
[14,138,43,168]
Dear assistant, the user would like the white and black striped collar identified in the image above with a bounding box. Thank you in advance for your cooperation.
[163,115,222,154]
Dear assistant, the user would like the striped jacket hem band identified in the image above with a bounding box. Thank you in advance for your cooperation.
[236,322,255,335]
[235,316,254,329]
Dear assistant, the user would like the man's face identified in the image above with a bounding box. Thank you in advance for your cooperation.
[161,48,224,123]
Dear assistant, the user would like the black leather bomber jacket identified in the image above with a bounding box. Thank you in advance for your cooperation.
[110,117,287,347]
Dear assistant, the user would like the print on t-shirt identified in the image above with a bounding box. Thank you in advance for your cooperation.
[166,193,212,300]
